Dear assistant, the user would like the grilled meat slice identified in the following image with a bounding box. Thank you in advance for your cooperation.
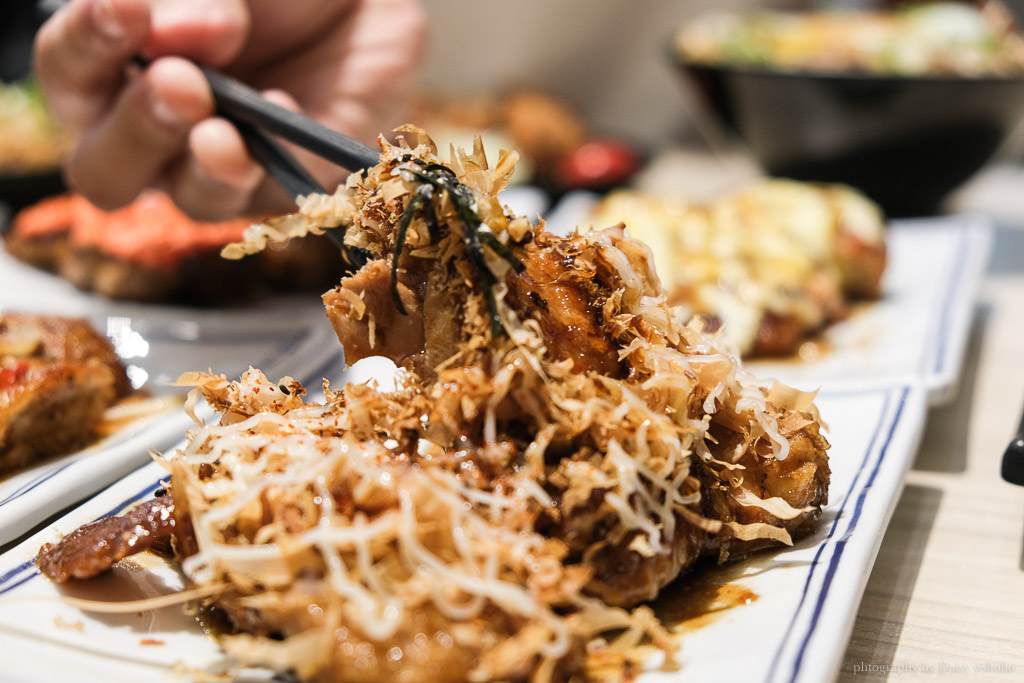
[37,495,175,583]
[504,232,621,377]
[323,259,426,368]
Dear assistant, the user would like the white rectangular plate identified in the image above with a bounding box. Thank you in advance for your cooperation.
[0,384,928,683]
[746,215,991,405]
[545,192,991,404]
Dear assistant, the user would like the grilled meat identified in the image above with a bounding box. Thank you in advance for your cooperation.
[589,181,887,357]
[1,313,130,473]
[37,495,175,583]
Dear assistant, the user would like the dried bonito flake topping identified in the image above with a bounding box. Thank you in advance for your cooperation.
[38,131,830,683]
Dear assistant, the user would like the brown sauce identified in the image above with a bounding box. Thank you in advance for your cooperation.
[586,566,760,681]
[587,648,650,683]
[748,299,881,366]
[188,600,236,638]
[655,579,759,633]
[60,551,236,642]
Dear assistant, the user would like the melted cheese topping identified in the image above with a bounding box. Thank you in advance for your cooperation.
[590,179,884,354]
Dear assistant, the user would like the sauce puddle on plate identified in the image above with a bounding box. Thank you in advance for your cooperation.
[586,565,760,681]
[655,574,759,633]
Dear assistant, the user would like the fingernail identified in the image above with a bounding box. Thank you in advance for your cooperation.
[91,0,124,41]
[147,90,187,130]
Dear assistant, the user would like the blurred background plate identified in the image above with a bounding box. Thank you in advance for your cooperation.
[545,191,991,404]
[0,312,344,546]
[0,234,347,545]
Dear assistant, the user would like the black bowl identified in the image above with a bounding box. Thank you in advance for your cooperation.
[0,2,48,83]
[675,61,1024,217]
[0,3,66,214]
[0,169,66,216]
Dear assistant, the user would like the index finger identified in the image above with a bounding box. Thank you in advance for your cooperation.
[33,0,151,134]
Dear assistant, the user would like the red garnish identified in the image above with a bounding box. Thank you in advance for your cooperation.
[0,360,31,389]
[555,139,642,190]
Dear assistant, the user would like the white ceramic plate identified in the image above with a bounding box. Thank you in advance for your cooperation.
[544,192,991,404]
[645,384,927,683]
[746,215,991,405]
[0,321,345,545]
[0,383,929,683]
[0,248,346,544]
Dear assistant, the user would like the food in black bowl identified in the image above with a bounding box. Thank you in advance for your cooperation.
[672,2,1024,217]
[0,79,70,212]
[0,3,70,212]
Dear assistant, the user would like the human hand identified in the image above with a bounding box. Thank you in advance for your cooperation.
[34,0,428,219]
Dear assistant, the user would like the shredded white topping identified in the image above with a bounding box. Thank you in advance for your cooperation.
[156,129,828,682]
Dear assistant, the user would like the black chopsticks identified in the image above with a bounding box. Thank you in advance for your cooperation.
[39,4,380,256]
[196,66,375,252]
[198,66,379,174]
[1000,404,1024,485]
[182,61,379,252]
[117,56,379,247]
[231,119,327,199]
